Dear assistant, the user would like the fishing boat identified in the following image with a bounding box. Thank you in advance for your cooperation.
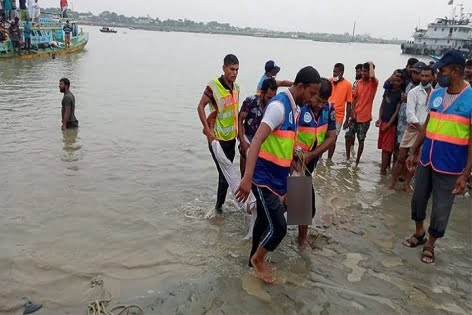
[0,16,88,60]
[401,3,472,59]
[99,27,117,33]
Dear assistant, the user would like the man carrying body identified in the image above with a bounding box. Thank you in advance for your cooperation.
[345,61,378,166]
[256,60,293,94]
[60,78,79,130]
[238,78,277,176]
[327,63,352,160]
[197,54,240,214]
[295,78,336,246]
[236,66,321,283]
[390,66,433,191]
[403,50,472,264]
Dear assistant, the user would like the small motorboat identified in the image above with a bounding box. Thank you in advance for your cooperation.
[99,27,117,33]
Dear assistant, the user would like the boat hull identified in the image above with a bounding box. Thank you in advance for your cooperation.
[0,33,89,60]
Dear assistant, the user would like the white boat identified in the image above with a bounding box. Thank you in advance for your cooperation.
[401,3,472,59]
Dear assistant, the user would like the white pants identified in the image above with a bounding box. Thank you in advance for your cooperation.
[211,140,257,239]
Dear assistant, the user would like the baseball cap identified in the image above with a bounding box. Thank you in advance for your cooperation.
[431,49,466,70]
[265,60,281,74]
[412,61,427,71]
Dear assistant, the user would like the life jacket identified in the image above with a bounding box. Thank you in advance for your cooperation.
[295,103,330,151]
[207,78,239,141]
[420,86,472,174]
[253,91,298,196]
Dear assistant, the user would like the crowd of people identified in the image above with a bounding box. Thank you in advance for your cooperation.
[197,50,472,283]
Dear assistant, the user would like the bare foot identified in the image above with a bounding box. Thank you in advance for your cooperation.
[251,257,276,284]
[403,184,413,193]
[264,261,276,271]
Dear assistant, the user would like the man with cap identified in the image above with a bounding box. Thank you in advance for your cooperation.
[256,60,293,94]
[403,49,472,264]
[236,66,321,284]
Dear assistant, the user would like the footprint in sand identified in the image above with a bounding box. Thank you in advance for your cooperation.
[343,253,366,282]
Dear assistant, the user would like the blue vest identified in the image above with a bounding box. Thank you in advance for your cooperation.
[420,87,472,174]
[253,91,297,196]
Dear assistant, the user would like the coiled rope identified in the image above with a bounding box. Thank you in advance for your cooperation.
[87,279,144,315]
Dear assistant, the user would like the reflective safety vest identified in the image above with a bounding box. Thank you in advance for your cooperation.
[295,103,331,151]
[253,91,298,196]
[420,87,472,174]
[208,78,240,141]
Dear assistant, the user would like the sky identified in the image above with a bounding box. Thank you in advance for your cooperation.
[40,0,469,39]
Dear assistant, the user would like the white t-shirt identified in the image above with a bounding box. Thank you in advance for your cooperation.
[261,90,299,130]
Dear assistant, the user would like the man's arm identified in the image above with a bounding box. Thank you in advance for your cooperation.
[406,89,420,128]
[387,101,401,128]
[276,80,293,88]
[306,130,336,162]
[376,95,385,126]
[238,111,249,150]
[197,94,216,143]
[411,114,429,156]
[61,96,72,130]
[368,61,376,80]
[235,123,272,202]
[453,130,472,194]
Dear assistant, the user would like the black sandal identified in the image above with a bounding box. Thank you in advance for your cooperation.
[421,246,435,264]
[402,233,427,248]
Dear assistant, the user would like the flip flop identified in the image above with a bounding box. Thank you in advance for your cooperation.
[402,233,427,248]
[421,246,435,264]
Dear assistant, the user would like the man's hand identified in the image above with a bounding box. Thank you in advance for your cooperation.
[240,141,250,157]
[375,119,381,128]
[204,128,217,144]
[235,176,252,203]
[452,174,468,195]
[381,124,389,132]
[406,153,418,172]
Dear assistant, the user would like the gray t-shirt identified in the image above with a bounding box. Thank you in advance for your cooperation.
[61,91,77,123]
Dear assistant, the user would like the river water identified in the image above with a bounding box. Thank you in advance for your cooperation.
[1,27,471,314]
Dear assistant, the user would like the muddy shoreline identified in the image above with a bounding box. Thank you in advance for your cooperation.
[37,176,472,315]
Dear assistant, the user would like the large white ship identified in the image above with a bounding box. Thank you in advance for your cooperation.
[401,3,472,59]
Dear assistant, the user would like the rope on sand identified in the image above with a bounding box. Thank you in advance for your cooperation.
[87,279,144,315]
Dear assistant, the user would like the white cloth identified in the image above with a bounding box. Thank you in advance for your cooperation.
[33,2,40,19]
[27,0,34,18]
[406,84,431,125]
[211,140,257,240]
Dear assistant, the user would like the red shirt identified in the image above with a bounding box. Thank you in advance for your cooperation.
[60,0,68,8]
[353,78,379,123]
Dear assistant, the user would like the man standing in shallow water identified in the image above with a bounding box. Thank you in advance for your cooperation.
[197,54,240,214]
[60,78,79,130]
[236,66,321,284]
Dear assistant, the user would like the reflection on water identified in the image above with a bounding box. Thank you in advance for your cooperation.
[62,128,82,163]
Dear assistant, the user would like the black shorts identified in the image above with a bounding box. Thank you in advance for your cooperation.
[345,121,370,143]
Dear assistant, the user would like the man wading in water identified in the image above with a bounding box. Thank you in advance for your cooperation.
[236,66,321,283]
[197,54,240,215]
[60,78,79,130]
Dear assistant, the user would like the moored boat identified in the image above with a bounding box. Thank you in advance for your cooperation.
[0,16,89,60]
